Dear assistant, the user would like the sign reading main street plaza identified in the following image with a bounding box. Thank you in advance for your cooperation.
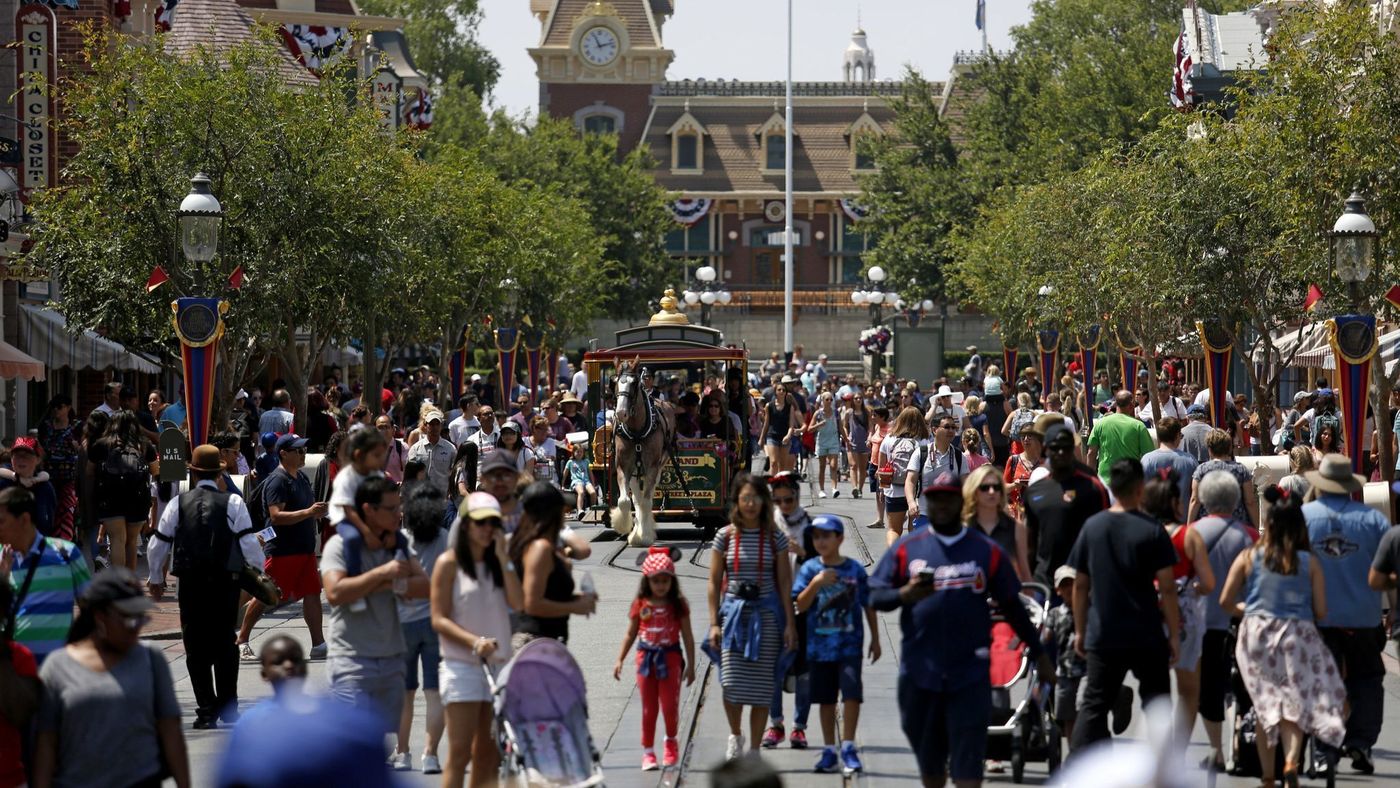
[372,66,402,133]
[16,4,55,203]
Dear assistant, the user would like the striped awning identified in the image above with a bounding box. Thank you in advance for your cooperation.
[20,304,161,374]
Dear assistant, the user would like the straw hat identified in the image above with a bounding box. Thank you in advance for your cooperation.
[1304,454,1365,495]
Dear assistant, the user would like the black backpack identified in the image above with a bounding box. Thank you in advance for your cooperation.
[243,472,270,535]
[169,489,234,578]
[102,440,148,481]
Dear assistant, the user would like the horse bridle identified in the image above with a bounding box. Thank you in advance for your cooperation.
[615,369,656,443]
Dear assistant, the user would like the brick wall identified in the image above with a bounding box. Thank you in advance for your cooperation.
[541,81,656,155]
[54,2,118,171]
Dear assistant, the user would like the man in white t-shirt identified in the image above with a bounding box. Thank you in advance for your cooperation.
[925,385,968,431]
[1139,382,1188,423]
[1192,387,1233,409]
[570,367,589,400]
[448,395,480,445]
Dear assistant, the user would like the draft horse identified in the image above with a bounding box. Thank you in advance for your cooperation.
[610,358,675,547]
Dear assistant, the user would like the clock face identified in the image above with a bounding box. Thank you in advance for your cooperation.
[581,26,619,66]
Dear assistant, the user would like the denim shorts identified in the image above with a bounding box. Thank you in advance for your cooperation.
[401,617,441,691]
[808,655,863,705]
[886,495,909,514]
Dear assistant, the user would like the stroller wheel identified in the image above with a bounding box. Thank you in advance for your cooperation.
[1010,722,1026,784]
[1046,717,1062,774]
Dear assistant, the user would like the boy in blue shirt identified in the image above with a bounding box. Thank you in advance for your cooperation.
[793,514,881,775]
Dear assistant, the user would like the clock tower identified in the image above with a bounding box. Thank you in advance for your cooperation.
[528,0,674,154]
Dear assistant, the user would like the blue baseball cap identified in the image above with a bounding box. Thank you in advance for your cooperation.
[275,433,308,453]
[809,514,844,535]
[260,431,279,448]
[1186,403,1207,417]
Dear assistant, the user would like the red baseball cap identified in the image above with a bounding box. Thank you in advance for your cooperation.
[10,436,40,456]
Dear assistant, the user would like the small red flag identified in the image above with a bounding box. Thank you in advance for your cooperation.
[1303,283,1324,312]
[227,265,246,290]
[1386,285,1400,311]
[145,266,169,293]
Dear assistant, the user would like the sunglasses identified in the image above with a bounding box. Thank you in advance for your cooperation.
[773,495,797,504]
[1047,444,1074,454]
[470,517,502,529]
[978,483,1001,493]
[121,614,150,630]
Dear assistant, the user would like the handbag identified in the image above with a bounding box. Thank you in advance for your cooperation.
[227,539,281,607]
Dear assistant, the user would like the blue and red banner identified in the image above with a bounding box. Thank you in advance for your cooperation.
[1119,346,1143,392]
[172,297,227,446]
[1079,325,1100,428]
[1036,330,1059,401]
[1197,321,1234,429]
[494,326,520,410]
[1002,345,1019,383]
[1327,314,1378,475]
[523,332,543,409]
[546,349,561,392]
[449,324,469,400]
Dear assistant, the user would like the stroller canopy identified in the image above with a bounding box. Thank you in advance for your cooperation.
[497,638,590,722]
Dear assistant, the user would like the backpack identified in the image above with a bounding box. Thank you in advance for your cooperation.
[1009,408,1037,442]
[169,490,234,578]
[102,440,148,481]
[243,472,270,535]
[1313,409,1341,446]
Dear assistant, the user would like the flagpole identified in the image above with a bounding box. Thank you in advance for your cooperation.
[982,0,988,53]
[783,0,794,357]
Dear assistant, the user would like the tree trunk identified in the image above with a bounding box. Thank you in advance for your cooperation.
[364,312,382,418]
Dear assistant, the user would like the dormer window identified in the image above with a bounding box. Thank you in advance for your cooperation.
[573,103,624,136]
[667,110,707,174]
[755,112,791,174]
[845,112,883,172]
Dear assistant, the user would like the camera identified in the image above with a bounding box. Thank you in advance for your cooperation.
[735,580,762,601]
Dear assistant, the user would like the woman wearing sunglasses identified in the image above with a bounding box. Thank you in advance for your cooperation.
[31,569,190,788]
[431,492,523,788]
[961,465,1030,582]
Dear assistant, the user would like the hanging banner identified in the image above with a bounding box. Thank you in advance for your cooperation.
[279,24,352,75]
[546,349,561,392]
[1079,325,1101,428]
[494,326,520,410]
[1002,345,1019,386]
[523,331,543,409]
[171,298,228,446]
[1327,314,1377,475]
[1036,330,1059,401]
[405,88,434,130]
[16,5,56,204]
[1196,321,1234,429]
[669,198,713,227]
[838,198,871,223]
[448,323,469,400]
[1119,347,1143,393]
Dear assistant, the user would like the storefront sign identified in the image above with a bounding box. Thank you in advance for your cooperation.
[372,66,402,132]
[16,5,56,202]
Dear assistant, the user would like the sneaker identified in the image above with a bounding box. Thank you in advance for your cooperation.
[218,705,240,725]
[662,738,680,767]
[389,752,411,771]
[832,489,840,498]
[814,747,840,773]
[840,743,863,775]
[238,642,256,661]
[866,520,884,529]
[307,641,329,660]
[641,751,659,771]
[725,735,744,761]
[192,715,218,730]
[761,724,785,748]
[1346,746,1374,775]
[421,754,442,774]
[1110,685,1134,735]
[818,490,827,499]
[789,729,808,749]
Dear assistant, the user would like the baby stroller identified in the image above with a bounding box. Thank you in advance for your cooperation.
[486,637,605,787]
[985,582,1059,783]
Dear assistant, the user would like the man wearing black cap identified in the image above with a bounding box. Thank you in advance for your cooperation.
[871,471,1051,787]
[1022,423,1110,589]
[147,444,267,729]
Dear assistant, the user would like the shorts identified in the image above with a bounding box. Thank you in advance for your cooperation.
[898,675,990,781]
[263,553,322,602]
[1054,675,1082,725]
[886,495,909,514]
[1176,587,1207,670]
[97,482,152,523]
[328,655,406,733]
[441,658,493,704]
[401,617,441,691]
[765,436,783,448]
[808,656,863,705]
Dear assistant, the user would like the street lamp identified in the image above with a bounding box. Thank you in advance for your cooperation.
[176,173,223,263]
[682,265,731,327]
[1330,190,1378,308]
[850,265,888,327]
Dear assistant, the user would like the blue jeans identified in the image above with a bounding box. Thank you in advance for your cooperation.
[769,670,811,729]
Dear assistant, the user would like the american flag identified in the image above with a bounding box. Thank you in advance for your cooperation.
[1170,30,1196,110]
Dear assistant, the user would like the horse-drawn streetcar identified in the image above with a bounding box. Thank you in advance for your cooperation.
[583,289,750,546]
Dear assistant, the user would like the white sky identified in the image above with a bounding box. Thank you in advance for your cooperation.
[474,0,1036,119]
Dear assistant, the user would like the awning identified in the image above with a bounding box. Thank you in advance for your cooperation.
[1292,327,1400,370]
[20,304,161,374]
[0,339,44,381]
[1251,323,1329,366]
[321,345,364,367]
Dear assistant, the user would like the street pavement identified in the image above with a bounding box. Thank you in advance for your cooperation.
[145,485,1400,787]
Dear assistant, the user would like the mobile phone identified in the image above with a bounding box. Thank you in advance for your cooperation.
[916,567,936,584]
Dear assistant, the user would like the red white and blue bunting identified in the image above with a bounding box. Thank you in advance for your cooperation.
[405,89,434,130]
[839,198,871,223]
[154,0,177,31]
[669,198,713,227]
[280,24,353,75]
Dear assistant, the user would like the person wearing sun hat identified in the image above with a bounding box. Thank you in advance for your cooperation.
[0,435,57,537]
[1300,454,1390,775]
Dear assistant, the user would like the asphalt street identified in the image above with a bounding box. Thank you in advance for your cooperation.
[150,486,1400,787]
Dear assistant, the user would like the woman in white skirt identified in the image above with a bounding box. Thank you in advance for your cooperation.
[1219,486,1346,788]
[431,492,523,788]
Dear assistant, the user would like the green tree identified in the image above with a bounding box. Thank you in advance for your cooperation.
[357,0,499,99]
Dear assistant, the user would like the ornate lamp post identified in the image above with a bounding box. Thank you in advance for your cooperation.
[1325,190,1381,476]
[170,173,228,447]
[1331,190,1378,309]
[850,265,888,327]
[682,265,731,327]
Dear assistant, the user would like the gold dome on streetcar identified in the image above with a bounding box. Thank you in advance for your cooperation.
[649,288,691,326]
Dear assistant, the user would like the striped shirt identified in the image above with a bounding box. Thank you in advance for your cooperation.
[9,532,90,665]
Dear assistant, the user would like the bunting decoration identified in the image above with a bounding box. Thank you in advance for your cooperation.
[145,266,170,293]
[1078,325,1101,427]
[1002,345,1019,385]
[171,298,228,445]
[669,198,713,226]
[494,326,520,410]
[280,24,352,75]
[1118,345,1144,393]
[448,324,469,400]
[405,89,434,130]
[546,349,561,391]
[1169,30,1196,110]
[1196,321,1234,429]
[523,332,543,409]
[1385,285,1400,311]
[1327,314,1378,475]
[1036,330,1059,401]
[1304,284,1324,313]
[227,265,245,291]
[154,0,177,31]
[838,198,871,223]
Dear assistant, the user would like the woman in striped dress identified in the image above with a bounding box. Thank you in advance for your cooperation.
[707,473,797,761]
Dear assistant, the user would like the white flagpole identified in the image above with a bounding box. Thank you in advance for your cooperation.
[783,0,794,356]
[982,0,989,53]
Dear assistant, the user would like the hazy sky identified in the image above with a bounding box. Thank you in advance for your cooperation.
[474,0,1035,119]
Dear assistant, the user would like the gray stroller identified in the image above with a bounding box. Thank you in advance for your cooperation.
[485,637,605,787]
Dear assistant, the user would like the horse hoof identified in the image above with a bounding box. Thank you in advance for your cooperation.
[610,508,630,536]
[627,529,654,548]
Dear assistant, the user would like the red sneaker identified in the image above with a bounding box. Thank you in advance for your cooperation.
[663,738,680,767]
[790,729,808,749]
[641,751,659,771]
[761,724,785,748]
